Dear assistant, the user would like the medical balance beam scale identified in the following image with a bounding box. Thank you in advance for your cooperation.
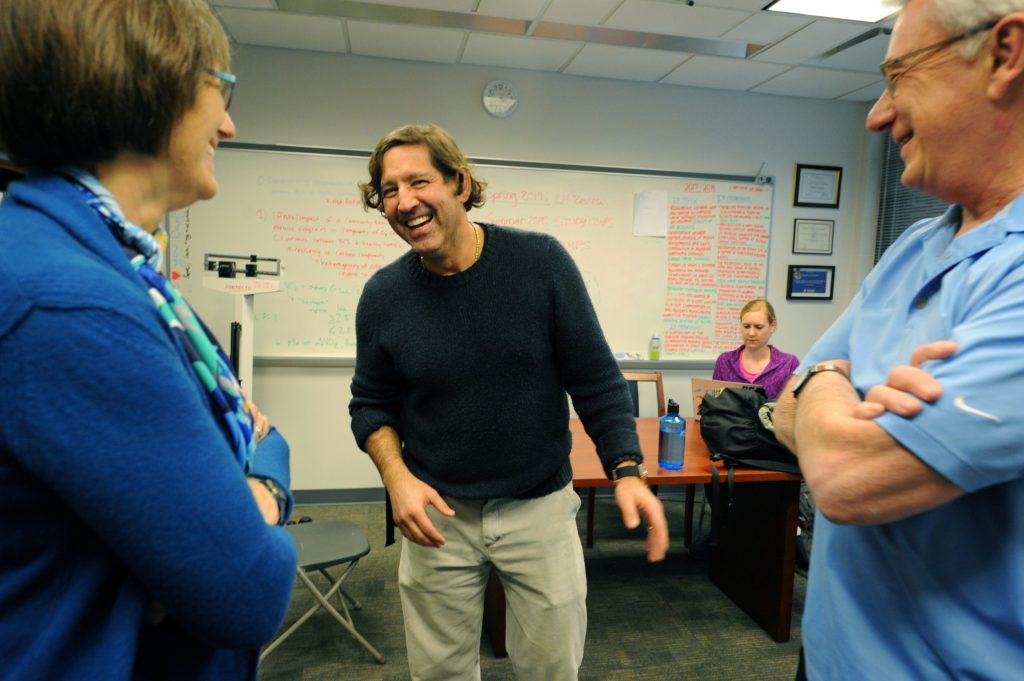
[202,253,283,391]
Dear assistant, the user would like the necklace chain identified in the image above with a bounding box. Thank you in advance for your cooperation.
[420,223,482,273]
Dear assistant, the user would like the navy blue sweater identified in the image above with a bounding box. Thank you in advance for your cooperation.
[350,223,640,499]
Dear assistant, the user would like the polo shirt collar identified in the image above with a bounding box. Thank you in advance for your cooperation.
[923,193,1024,279]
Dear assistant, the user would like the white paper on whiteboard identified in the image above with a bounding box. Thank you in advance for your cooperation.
[633,190,668,237]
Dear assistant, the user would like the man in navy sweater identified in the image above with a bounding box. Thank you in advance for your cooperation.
[349,123,667,681]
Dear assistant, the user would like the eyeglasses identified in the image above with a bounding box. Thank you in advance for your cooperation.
[879,19,998,92]
[206,68,236,110]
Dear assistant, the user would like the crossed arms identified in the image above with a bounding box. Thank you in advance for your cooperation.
[773,341,963,525]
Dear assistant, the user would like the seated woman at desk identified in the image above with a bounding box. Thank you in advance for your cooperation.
[713,299,799,399]
[0,1,297,679]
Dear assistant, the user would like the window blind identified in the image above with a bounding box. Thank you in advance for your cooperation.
[875,135,947,263]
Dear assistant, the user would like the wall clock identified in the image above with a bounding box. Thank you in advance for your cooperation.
[482,79,518,118]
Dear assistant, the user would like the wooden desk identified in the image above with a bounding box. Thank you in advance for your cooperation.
[569,417,796,485]
[484,417,800,656]
[571,418,795,550]
[570,417,799,642]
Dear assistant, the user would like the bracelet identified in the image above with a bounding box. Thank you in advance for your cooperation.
[258,477,288,524]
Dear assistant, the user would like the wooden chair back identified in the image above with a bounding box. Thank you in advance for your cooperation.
[622,371,667,417]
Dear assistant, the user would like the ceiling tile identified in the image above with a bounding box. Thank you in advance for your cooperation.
[542,0,623,25]
[752,66,880,99]
[462,33,581,71]
[348,20,465,63]
[815,32,889,73]
[215,0,898,100]
[351,0,476,11]
[477,0,550,21]
[211,0,278,8]
[216,8,348,53]
[661,54,789,90]
[720,12,809,45]
[752,20,871,64]
[563,43,687,81]
[604,0,751,39]
[839,81,886,102]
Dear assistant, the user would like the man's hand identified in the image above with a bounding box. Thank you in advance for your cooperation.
[387,470,455,548]
[613,474,668,562]
[364,425,454,548]
[852,341,957,420]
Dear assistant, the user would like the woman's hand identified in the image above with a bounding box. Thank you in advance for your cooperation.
[249,401,270,443]
[246,477,281,525]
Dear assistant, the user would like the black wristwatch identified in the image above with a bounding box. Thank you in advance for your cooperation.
[611,462,648,482]
[792,362,850,398]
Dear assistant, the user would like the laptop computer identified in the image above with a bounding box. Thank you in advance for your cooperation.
[691,377,760,421]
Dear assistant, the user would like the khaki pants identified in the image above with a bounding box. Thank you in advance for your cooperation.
[399,483,587,681]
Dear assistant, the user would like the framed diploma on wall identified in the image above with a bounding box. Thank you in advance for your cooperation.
[793,164,842,208]
[792,218,834,255]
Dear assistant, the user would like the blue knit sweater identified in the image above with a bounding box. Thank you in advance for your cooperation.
[350,223,640,499]
[0,173,297,680]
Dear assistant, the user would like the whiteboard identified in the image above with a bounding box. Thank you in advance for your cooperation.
[167,144,773,359]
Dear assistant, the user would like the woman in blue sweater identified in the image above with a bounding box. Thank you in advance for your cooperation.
[0,1,298,679]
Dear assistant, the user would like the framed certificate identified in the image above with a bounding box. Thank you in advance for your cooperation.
[792,218,834,255]
[786,265,835,300]
[793,164,842,208]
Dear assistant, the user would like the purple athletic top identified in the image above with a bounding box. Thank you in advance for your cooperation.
[712,344,800,399]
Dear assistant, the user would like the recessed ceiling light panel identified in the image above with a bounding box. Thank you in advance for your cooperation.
[765,0,898,23]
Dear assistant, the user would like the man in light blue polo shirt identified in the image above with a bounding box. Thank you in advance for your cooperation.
[774,1,1024,679]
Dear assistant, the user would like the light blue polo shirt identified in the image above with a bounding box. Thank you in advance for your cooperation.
[798,196,1024,681]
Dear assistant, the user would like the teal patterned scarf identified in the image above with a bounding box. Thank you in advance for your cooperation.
[65,169,256,471]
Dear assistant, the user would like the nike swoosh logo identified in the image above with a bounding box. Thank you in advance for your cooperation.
[953,396,1002,423]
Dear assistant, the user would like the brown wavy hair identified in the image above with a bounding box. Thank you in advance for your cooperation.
[360,123,487,213]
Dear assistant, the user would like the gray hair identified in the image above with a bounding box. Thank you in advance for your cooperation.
[892,0,1024,58]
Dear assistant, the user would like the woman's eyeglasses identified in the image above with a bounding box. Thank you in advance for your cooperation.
[206,68,237,110]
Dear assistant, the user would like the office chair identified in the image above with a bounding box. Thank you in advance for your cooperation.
[260,519,385,665]
[622,371,667,419]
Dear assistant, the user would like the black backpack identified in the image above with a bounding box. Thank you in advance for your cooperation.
[698,385,799,474]
[697,386,800,548]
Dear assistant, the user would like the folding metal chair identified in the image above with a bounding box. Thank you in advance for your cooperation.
[260,519,385,664]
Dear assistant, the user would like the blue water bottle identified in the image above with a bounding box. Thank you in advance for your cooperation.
[658,398,686,470]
